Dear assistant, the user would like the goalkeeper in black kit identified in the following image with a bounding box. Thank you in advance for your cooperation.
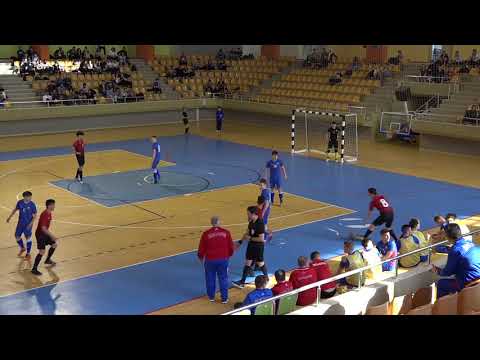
[326,121,340,162]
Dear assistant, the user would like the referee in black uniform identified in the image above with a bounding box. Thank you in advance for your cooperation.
[326,121,340,162]
[182,107,189,134]
[232,206,268,288]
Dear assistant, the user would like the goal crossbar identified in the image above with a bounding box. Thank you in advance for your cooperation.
[291,109,357,163]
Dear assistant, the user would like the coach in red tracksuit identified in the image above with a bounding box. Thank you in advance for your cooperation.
[289,256,318,306]
[198,216,235,304]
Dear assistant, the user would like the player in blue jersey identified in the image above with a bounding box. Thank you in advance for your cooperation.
[150,136,161,184]
[6,190,37,259]
[216,106,224,134]
[265,150,287,206]
[258,179,272,241]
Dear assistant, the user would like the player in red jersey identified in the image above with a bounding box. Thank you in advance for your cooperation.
[31,199,58,275]
[73,130,85,183]
[363,187,399,244]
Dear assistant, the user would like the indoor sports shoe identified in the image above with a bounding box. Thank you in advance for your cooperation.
[44,259,56,266]
[232,280,245,289]
[17,248,26,257]
[221,299,229,304]
[25,253,31,260]
[31,269,42,276]
[209,298,215,302]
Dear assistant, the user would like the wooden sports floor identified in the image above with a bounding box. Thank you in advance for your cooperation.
[0,115,479,315]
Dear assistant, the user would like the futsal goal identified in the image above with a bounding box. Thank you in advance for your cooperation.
[291,109,358,163]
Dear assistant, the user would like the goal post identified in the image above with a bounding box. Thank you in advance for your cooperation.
[291,109,358,163]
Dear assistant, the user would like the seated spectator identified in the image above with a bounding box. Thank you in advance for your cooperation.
[233,275,273,315]
[217,61,227,71]
[289,256,318,306]
[179,53,188,66]
[469,49,480,66]
[309,251,336,299]
[216,48,225,61]
[453,50,463,65]
[96,45,106,56]
[459,63,470,74]
[398,224,425,268]
[329,72,342,85]
[376,229,398,272]
[271,269,293,314]
[360,238,383,280]
[52,47,65,60]
[79,83,89,96]
[271,269,293,296]
[397,50,404,65]
[204,79,214,94]
[27,46,34,61]
[352,56,361,71]
[108,47,118,60]
[17,46,26,62]
[328,49,338,64]
[409,218,430,262]
[42,92,53,105]
[366,67,379,80]
[151,78,162,93]
[432,223,480,298]
[118,46,128,57]
[0,88,7,108]
[67,46,77,60]
[206,60,215,70]
[446,213,472,242]
[440,50,449,65]
[336,240,367,287]
[82,46,91,60]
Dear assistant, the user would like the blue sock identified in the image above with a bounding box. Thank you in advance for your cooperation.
[26,239,32,254]
[17,239,24,249]
[271,192,275,204]
[279,193,284,202]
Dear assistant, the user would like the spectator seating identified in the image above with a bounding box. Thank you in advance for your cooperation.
[365,300,390,315]
[406,303,433,315]
[252,62,397,111]
[458,282,480,314]
[153,55,294,99]
[411,286,433,308]
[276,293,298,315]
[432,292,458,315]
[254,301,275,315]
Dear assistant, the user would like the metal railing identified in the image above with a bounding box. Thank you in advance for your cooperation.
[223,227,480,315]
[415,94,440,113]
[413,112,480,126]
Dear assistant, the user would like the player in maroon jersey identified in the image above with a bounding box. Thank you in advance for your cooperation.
[73,131,85,183]
[363,188,399,243]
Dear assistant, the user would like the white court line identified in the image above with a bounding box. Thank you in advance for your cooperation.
[143,174,207,187]
[53,205,339,230]
[0,208,356,299]
[47,182,112,209]
[15,185,95,209]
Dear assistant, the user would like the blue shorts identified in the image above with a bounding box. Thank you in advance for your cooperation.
[270,178,282,189]
[15,223,32,238]
[151,157,161,169]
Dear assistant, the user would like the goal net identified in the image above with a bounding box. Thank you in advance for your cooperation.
[291,109,358,163]
[379,112,413,139]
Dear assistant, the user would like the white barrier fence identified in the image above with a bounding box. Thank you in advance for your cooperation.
[223,228,480,315]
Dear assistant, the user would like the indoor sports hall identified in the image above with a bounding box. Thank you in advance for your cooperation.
[1,45,480,315]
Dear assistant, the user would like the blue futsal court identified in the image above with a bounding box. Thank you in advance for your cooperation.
[1,134,480,314]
